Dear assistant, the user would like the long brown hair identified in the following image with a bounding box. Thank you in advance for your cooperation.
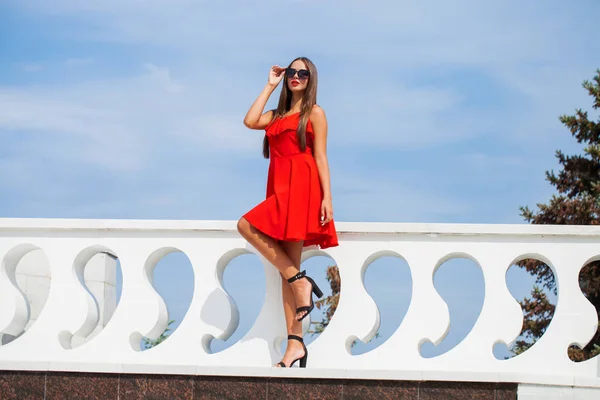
[262,57,318,158]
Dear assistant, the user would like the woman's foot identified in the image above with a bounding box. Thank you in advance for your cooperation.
[275,335,308,368]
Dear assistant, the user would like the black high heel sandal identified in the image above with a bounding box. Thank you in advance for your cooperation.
[276,335,308,368]
[287,270,324,322]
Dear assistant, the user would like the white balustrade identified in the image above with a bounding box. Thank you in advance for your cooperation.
[0,218,599,389]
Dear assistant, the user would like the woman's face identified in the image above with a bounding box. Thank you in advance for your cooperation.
[285,60,310,93]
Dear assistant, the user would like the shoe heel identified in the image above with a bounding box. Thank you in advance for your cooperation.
[308,277,323,298]
[299,353,308,368]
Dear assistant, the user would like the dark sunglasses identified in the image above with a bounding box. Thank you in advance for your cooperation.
[285,68,310,80]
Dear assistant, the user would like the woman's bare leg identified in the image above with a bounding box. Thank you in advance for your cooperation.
[277,240,306,366]
[237,217,312,320]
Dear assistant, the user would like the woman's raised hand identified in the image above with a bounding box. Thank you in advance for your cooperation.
[268,65,286,86]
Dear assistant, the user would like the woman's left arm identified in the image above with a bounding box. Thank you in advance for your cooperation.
[311,105,334,225]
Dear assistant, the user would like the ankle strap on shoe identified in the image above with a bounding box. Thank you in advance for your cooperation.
[287,270,306,283]
[288,334,304,343]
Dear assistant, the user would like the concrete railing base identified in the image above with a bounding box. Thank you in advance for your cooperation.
[0,370,517,399]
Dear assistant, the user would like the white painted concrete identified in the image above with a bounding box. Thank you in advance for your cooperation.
[5,248,117,347]
[0,218,599,389]
[518,384,600,399]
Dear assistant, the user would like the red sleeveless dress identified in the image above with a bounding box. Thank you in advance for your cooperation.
[243,112,339,249]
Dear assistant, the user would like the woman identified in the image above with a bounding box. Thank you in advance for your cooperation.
[237,56,339,368]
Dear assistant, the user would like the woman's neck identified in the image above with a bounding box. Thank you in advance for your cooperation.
[289,94,303,112]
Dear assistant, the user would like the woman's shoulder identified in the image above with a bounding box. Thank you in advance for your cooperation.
[309,104,326,124]
[310,104,325,116]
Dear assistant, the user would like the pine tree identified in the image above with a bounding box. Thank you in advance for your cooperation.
[310,265,380,346]
[309,266,340,335]
[519,69,600,360]
[142,319,175,349]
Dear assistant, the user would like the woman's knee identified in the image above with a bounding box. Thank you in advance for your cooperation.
[236,217,247,235]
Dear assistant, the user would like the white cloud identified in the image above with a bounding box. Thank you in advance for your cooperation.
[333,170,469,223]
[21,64,43,72]
[9,1,596,152]
[65,57,94,67]
[14,0,585,69]
[323,83,482,149]
[0,63,261,174]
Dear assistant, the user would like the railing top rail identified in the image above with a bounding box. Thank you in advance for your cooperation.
[1,217,600,237]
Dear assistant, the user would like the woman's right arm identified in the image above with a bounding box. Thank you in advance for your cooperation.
[243,66,284,130]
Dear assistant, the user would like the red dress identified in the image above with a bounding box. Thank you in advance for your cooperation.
[243,112,339,249]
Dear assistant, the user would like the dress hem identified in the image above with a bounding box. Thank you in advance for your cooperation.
[243,212,338,249]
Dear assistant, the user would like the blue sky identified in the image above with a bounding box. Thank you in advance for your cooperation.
[2,0,599,359]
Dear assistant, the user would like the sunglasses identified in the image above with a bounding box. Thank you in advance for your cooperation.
[285,68,310,80]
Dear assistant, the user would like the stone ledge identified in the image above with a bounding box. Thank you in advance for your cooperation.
[3,216,600,238]
[0,370,517,399]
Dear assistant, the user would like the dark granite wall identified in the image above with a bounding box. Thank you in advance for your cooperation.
[0,370,517,399]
